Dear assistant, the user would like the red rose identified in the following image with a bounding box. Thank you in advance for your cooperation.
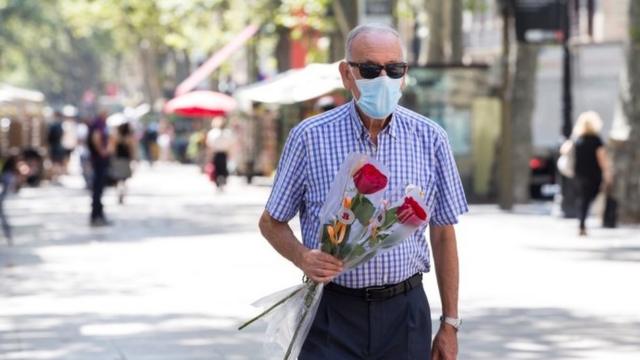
[352,163,388,194]
[396,196,428,226]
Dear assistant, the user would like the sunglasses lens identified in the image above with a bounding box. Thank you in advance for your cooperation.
[386,64,407,79]
[359,64,382,79]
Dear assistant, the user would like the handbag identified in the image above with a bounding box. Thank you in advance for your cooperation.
[602,196,617,228]
[108,157,132,180]
[557,140,575,178]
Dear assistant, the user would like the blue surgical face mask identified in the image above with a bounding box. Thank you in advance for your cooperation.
[353,74,403,120]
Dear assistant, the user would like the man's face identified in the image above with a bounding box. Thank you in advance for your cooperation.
[339,31,406,100]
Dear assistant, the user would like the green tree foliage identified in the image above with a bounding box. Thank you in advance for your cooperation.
[0,0,109,103]
[0,0,336,105]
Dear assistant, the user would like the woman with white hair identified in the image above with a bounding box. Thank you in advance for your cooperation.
[572,111,612,236]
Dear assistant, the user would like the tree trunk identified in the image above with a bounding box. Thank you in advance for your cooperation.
[427,0,463,64]
[426,0,445,64]
[329,0,358,61]
[448,0,463,63]
[613,0,640,222]
[275,26,291,73]
[247,37,259,83]
[138,40,163,105]
[510,42,539,204]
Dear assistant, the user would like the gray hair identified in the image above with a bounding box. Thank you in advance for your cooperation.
[345,23,405,61]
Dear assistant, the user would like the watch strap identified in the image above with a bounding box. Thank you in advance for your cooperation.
[440,315,461,330]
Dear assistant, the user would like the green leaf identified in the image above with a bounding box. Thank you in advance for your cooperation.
[352,194,375,225]
[337,243,352,259]
[335,225,352,258]
[350,244,365,258]
[380,207,398,229]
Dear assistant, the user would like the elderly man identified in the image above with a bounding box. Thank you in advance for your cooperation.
[259,23,467,359]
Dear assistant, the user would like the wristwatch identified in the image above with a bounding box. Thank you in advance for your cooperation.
[440,315,461,331]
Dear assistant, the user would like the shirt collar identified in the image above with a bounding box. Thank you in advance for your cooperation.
[348,100,398,141]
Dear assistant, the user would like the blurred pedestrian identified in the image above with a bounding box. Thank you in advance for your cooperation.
[186,122,207,170]
[75,117,92,189]
[61,116,78,172]
[0,153,28,245]
[108,122,136,204]
[157,121,174,162]
[141,123,159,165]
[88,111,111,226]
[571,111,612,236]
[47,111,65,182]
[206,117,233,191]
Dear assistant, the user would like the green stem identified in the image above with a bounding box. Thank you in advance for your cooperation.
[283,283,317,359]
[237,287,304,331]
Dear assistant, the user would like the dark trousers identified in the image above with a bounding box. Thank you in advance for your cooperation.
[299,283,431,360]
[576,176,601,230]
[91,158,108,220]
[0,191,11,245]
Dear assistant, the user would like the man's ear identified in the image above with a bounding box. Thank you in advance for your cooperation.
[339,61,353,90]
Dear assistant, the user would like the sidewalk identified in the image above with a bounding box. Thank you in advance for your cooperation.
[1,163,639,359]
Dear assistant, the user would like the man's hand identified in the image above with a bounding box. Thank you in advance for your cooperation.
[431,325,458,359]
[295,248,343,283]
[258,211,343,283]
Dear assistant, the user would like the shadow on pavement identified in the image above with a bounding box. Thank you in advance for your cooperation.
[3,308,639,359]
[0,312,265,360]
[532,245,640,263]
[459,307,640,359]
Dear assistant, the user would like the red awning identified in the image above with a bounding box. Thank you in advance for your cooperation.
[164,91,236,118]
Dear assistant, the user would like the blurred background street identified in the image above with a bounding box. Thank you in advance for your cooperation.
[1,166,639,359]
[1,0,640,359]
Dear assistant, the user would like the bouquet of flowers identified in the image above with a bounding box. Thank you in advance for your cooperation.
[239,153,429,359]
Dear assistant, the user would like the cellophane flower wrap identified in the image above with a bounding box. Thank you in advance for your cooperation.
[239,153,429,360]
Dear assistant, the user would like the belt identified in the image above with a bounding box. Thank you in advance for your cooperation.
[325,273,423,302]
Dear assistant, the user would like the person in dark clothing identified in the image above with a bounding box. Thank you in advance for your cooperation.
[141,124,158,165]
[47,112,65,181]
[206,117,233,191]
[108,122,136,204]
[88,112,111,226]
[570,111,612,236]
[0,154,28,245]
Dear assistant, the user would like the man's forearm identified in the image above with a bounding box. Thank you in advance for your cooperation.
[259,211,308,267]
[430,225,459,318]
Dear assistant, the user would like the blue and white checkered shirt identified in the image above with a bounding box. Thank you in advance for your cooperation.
[266,100,468,288]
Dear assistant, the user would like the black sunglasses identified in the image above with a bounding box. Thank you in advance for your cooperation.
[348,61,408,79]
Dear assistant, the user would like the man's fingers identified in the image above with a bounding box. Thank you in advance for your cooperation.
[308,267,341,284]
[301,250,343,283]
[315,251,343,267]
[315,261,343,273]
[312,268,340,279]
[309,273,333,284]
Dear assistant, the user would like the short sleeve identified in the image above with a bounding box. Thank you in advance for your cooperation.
[265,128,307,222]
[594,136,603,149]
[430,134,469,226]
